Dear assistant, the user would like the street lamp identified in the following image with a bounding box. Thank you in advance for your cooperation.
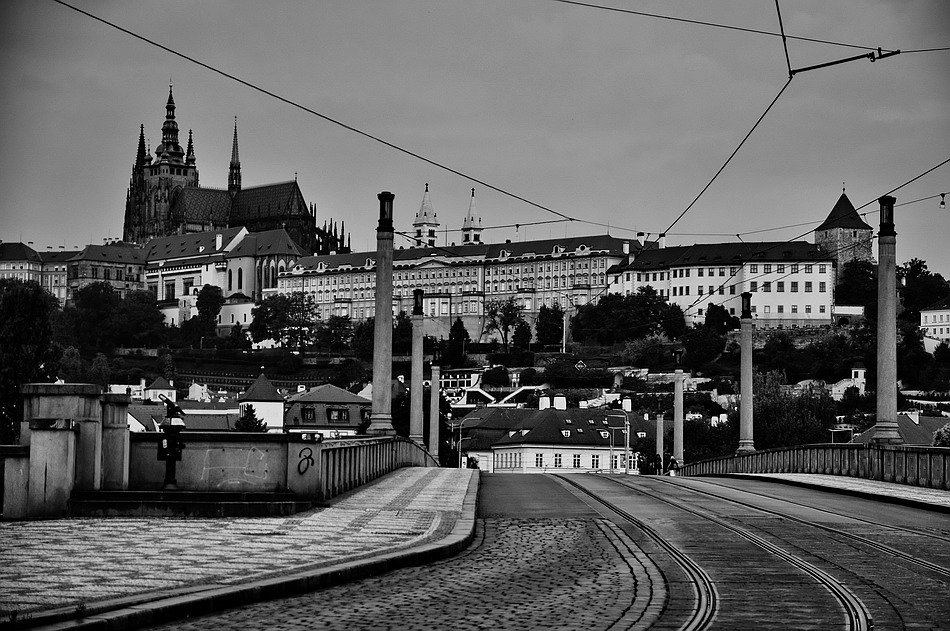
[602,421,626,474]
[607,412,630,474]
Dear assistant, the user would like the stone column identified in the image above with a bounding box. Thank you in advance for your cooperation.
[410,289,425,444]
[428,365,441,459]
[673,352,684,464]
[871,196,902,444]
[100,393,131,490]
[368,192,396,435]
[737,292,756,454]
[655,413,664,470]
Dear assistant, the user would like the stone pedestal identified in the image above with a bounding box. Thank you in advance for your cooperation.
[101,393,131,490]
[27,419,78,518]
[428,365,441,459]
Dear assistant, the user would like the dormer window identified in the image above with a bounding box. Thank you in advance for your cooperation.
[553,245,565,255]
[600,431,609,439]
[561,430,571,438]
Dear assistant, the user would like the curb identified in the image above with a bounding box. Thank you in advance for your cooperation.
[721,473,950,515]
[14,470,480,631]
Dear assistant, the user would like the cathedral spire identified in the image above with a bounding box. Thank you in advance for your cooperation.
[134,124,148,171]
[228,116,242,196]
[413,183,439,247]
[186,129,196,165]
[156,83,184,164]
[461,187,483,244]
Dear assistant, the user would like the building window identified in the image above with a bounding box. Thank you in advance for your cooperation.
[805,305,812,314]
[777,305,784,314]
[535,453,543,468]
[791,305,798,313]
[792,264,799,273]
[764,264,772,273]
[228,270,233,291]
[791,282,799,292]
[573,454,581,468]
[591,454,600,469]
[554,453,562,468]
[302,407,315,421]
[720,267,726,276]
[805,282,813,292]
[819,264,827,273]
[763,282,771,292]
[238,268,243,290]
[750,264,758,273]
[777,282,784,292]
[805,264,813,273]
[819,282,826,292]
[777,264,785,273]
[750,281,758,292]
[819,305,826,313]
[327,408,349,423]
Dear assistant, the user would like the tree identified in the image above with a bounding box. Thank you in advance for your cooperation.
[352,317,375,360]
[571,288,677,346]
[317,315,354,355]
[0,279,60,443]
[222,322,252,350]
[63,282,121,353]
[661,303,687,340]
[88,353,112,389]
[114,290,167,348]
[57,346,85,382]
[444,317,471,367]
[704,303,739,335]
[234,404,268,432]
[680,325,726,370]
[933,423,950,448]
[392,311,413,355]
[535,303,564,348]
[513,320,532,351]
[835,259,877,320]
[898,258,950,323]
[483,298,525,354]
[249,291,318,351]
[621,335,669,369]
[195,284,225,335]
[752,370,837,449]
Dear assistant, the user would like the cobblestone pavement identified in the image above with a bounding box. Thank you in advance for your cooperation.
[0,468,474,620]
[151,517,663,631]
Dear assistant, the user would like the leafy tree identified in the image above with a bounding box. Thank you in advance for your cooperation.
[535,303,564,348]
[513,320,532,351]
[704,303,739,335]
[234,404,268,432]
[621,335,669,369]
[57,346,85,382]
[680,325,726,370]
[898,258,950,323]
[835,259,877,320]
[661,303,687,340]
[933,423,950,448]
[63,282,121,353]
[88,353,112,389]
[0,279,60,442]
[481,365,510,387]
[195,284,225,335]
[317,315,354,355]
[572,288,676,345]
[752,370,837,449]
[249,291,318,351]
[393,311,413,355]
[444,317,471,367]
[222,322,252,350]
[114,290,167,348]
[483,297,525,354]
[352,317,375,360]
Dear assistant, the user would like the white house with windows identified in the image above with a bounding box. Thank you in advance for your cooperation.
[143,228,305,332]
[608,241,835,328]
[921,296,950,353]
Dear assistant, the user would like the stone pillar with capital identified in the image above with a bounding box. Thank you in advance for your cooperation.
[428,365,442,459]
[410,289,425,444]
[368,192,396,435]
[871,196,902,444]
[737,291,756,454]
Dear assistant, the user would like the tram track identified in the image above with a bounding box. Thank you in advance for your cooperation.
[558,473,874,631]
[645,475,950,583]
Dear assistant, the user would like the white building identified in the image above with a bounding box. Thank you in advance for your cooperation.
[275,186,641,342]
[921,296,950,353]
[238,373,286,432]
[608,240,835,328]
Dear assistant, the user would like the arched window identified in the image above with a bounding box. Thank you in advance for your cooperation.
[237,268,243,290]
[228,270,233,291]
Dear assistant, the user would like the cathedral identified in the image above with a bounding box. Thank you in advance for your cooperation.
[122,86,349,255]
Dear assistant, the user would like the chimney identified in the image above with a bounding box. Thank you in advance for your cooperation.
[622,241,630,255]
[539,396,551,410]
[659,233,666,249]
[636,232,645,247]
[554,395,567,410]
[622,398,632,412]
[215,233,223,250]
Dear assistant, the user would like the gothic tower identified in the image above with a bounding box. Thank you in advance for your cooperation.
[461,188,483,244]
[122,85,199,243]
[814,189,873,281]
[413,183,440,248]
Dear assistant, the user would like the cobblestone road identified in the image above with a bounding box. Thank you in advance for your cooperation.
[152,517,662,631]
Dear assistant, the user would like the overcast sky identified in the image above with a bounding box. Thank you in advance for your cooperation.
[2,1,948,274]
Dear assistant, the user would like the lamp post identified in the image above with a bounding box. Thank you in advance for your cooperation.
[607,412,630,474]
[453,417,469,468]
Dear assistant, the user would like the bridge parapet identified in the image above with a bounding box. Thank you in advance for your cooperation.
[679,443,950,491]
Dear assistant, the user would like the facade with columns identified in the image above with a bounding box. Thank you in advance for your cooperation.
[273,186,641,342]
[122,86,348,255]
